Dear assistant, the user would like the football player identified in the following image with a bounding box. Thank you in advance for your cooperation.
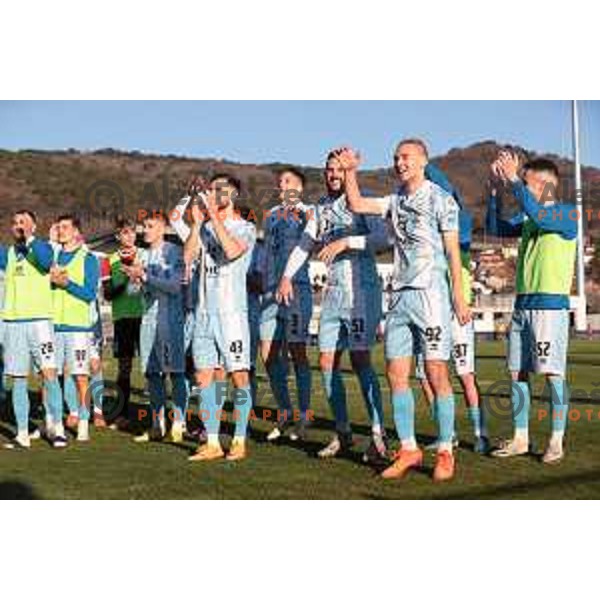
[260,169,314,440]
[130,212,188,443]
[277,151,389,461]
[0,211,65,448]
[337,141,471,482]
[487,152,576,463]
[415,164,489,454]
[184,175,256,462]
[51,214,100,442]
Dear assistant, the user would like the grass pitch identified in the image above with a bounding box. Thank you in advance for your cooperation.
[1,339,599,499]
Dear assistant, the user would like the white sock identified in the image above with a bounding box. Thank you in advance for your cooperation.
[372,424,383,437]
[550,431,564,447]
[515,428,529,444]
[401,437,417,451]
[207,433,220,446]
[438,442,453,453]
[233,435,246,444]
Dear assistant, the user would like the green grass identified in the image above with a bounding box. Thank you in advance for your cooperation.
[1,339,600,499]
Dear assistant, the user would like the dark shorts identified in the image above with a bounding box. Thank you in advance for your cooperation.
[113,318,141,359]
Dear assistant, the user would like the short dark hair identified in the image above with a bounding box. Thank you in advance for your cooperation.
[14,209,37,223]
[142,211,168,225]
[523,158,560,180]
[279,167,306,187]
[210,173,242,194]
[115,215,136,231]
[57,213,82,231]
[396,138,429,160]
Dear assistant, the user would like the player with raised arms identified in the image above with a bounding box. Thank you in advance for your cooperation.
[184,174,256,462]
[0,210,65,449]
[487,151,577,463]
[276,150,389,462]
[336,141,471,482]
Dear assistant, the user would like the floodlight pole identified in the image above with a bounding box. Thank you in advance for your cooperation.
[572,100,587,332]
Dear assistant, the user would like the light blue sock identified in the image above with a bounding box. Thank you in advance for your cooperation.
[233,385,252,439]
[321,369,348,432]
[45,378,63,425]
[391,389,415,444]
[199,382,219,438]
[467,406,482,438]
[79,379,91,422]
[12,378,29,434]
[91,371,104,414]
[548,376,569,435]
[171,373,188,423]
[294,362,311,419]
[266,356,292,417]
[64,375,78,415]
[512,381,530,433]
[357,367,384,430]
[147,374,166,428]
[436,395,455,445]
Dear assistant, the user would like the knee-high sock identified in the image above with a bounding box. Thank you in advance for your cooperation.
[356,367,384,433]
[548,376,569,436]
[12,378,29,435]
[45,378,63,426]
[436,394,455,448]
[147,374,166,429]
[199,382,219,442]
[321,369,349,433]
[79,379,91,422]
[391,389,415,449]
[512,381,531,436]
[64,375,78,416]
[91,371,104,415]
[266,356,292,420]
[233,385,252,440]
[467,406,487,438]
[170,373,188,424]
[294,362,311,420]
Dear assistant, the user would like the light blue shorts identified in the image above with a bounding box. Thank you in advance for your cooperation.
[318,285,382,352]
[259,286,312,345]
[508,308,569,377]
[415,316,475,378]
[193,310,251,373]
[140,316,186,375]
[56,330,91,376]
[384,284,452,362]
[3,319,57,376]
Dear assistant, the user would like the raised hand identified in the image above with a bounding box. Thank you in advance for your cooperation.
[332,147,361,171]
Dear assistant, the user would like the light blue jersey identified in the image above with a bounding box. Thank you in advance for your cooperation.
[285,194,388,350]
[139,242,186,375]
[377,180,459,361]
[196,218,257,315]
[380,180,459,291]
[192,217,256,372]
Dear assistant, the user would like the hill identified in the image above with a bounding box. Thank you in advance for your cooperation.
[0,142,599,242]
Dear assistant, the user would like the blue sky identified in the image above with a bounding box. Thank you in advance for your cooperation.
[1,101,598,168]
